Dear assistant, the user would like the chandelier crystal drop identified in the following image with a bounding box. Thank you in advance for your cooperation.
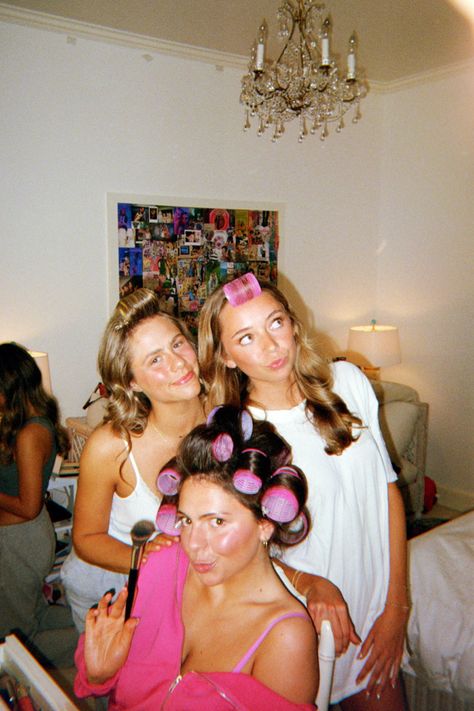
[240,0,368,142]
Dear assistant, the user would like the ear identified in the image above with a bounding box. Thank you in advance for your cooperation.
[220,348,237,370]
[258,518,275,543]
[130,380,141,393]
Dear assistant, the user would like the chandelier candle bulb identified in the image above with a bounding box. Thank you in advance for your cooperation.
[240,0,368,141]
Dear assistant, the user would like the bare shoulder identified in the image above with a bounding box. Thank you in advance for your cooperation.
[253,609,318,703]
[82,422,127,461]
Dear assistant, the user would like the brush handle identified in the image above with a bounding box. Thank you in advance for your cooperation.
[125,567,139,620]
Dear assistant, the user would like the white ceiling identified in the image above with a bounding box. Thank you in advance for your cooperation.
[2,0,474,82]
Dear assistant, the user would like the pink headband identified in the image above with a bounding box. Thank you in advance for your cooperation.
[223,273,261,306]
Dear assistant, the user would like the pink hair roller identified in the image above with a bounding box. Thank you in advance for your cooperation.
[271,466,301,480]
[156,504,180,536]
[212,433,234,462]
[233,469,263,495]
[223,273,261,307]
[261,486,299,523]
[156,468,181,496]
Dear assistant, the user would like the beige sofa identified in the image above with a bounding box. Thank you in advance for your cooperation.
[370,379,428,519]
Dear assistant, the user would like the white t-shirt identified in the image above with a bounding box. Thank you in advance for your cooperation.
[249,361,397,703]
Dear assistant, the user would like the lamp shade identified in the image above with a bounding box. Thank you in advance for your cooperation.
[29,350,52,394]
[348,324,401,368]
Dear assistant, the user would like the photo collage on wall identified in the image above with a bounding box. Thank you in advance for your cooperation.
[116,202,279,334]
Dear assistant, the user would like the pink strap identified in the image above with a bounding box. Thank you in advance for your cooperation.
[232,612,308,673]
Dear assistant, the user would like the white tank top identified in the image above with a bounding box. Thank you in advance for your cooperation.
[107,448,162,545]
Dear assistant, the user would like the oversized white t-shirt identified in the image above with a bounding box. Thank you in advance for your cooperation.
[249,361,397,703]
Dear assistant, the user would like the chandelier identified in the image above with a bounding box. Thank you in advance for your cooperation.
[240,0,368,142]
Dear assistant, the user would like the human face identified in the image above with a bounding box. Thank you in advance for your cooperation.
[219,291,297,394]
[128,316,200,405]
[178,479,271,587]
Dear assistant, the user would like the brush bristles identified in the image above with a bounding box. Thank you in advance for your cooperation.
[130,519,155,545]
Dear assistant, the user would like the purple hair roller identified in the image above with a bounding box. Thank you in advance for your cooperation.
[206,405,223,425]
[212,432,234,462]
[156,504,180,536]
[233,469,263,495]
[223,273,261,307]
[156,468,181,496]
[240,409,253,440]
[261,486,299,523]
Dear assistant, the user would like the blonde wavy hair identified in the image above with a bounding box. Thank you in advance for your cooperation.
[98,288,195,446]
[198,280,361,456]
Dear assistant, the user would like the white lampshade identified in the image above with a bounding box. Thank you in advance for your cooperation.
[347,324,401,369]
[29,350,52,394]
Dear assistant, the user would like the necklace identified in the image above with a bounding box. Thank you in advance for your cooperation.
[149,407,205,447]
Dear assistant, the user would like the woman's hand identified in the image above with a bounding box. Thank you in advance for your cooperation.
[304,576,361,656]
[84,588,139,685]
[356,602,409,697]
[141,533,177,564]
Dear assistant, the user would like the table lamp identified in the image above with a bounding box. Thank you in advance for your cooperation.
[29,350,52,394]
[347,320,401,379]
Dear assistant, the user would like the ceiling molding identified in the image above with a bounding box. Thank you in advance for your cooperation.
[2,2,472,92]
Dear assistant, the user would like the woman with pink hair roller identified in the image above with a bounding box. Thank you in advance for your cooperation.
[198,274,409,711]
[74,406,318,710]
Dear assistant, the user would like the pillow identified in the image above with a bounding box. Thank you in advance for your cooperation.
[378,401,420,464]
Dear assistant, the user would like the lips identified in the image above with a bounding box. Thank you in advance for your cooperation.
[269,356,287,370]
[192,561,216,574]
[174,370,196,386]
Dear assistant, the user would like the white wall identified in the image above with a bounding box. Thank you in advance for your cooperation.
[376,68,474,505]
[1,20,471,501]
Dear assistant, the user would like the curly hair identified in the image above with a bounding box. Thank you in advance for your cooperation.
[159,405,310,548]
[98,288,196,446]
[0,342,69,465]
[198,280,361,455]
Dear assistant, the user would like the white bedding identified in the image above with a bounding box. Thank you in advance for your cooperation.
[402,511,474,701]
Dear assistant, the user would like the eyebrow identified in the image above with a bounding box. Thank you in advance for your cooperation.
[142,333,184,362]
[177,509,231,520]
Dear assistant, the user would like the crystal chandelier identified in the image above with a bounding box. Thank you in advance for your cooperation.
[240,0,368,142]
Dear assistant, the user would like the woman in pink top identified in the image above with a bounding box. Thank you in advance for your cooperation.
[74,406,318,709]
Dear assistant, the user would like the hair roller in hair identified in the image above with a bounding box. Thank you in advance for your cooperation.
[261,486,299,523]
[287,512,309,541]
[206,405,223,425]
[240,409,253,440]
[223,273,261,307]
[156,504,180,536]
[271,466,302,480]
[212,433,234,462]
[233,469,263,495]
[156,468,181,496]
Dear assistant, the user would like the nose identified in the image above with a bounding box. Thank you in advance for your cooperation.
[168,351,186,372]
[185,523,207,552]
[259,331,278,353]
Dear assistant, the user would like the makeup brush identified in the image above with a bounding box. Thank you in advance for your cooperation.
[125,519,156,620]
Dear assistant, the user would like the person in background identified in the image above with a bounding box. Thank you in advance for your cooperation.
[0,342,78,667]
[74,406,318,709]
[198,273,409,711]
[61,288,205,631]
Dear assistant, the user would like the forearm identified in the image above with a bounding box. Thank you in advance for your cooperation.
[385,483,409,608]
[0,492,41,519]
[73,531,133,574]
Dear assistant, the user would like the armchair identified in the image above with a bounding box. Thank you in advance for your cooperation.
[370,379,428,519]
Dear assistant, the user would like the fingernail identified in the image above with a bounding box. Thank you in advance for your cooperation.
[90,603,98,610]
[104,588,116,596]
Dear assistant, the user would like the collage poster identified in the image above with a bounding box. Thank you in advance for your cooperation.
[116,202,279,333]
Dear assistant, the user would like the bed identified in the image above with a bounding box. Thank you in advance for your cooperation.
[402,511,474,711]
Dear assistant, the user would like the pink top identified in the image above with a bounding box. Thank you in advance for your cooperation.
[74,545,315,710]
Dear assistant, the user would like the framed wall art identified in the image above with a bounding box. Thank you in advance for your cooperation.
[107,194,282,334]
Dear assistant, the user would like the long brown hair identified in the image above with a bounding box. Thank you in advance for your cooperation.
[98,288,196,445]
[198,280,361,456]
[0,342,69,465]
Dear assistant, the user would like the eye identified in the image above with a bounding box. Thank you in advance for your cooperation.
[269,316,284,330]
[173,337,186,350]
[239,333,252,346]
[151,354,163,365]
[176,516,191,528]
[210,517,225,528]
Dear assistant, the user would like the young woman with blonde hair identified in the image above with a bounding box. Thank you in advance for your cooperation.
[198,273,408,711]
[61,288,205,630]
